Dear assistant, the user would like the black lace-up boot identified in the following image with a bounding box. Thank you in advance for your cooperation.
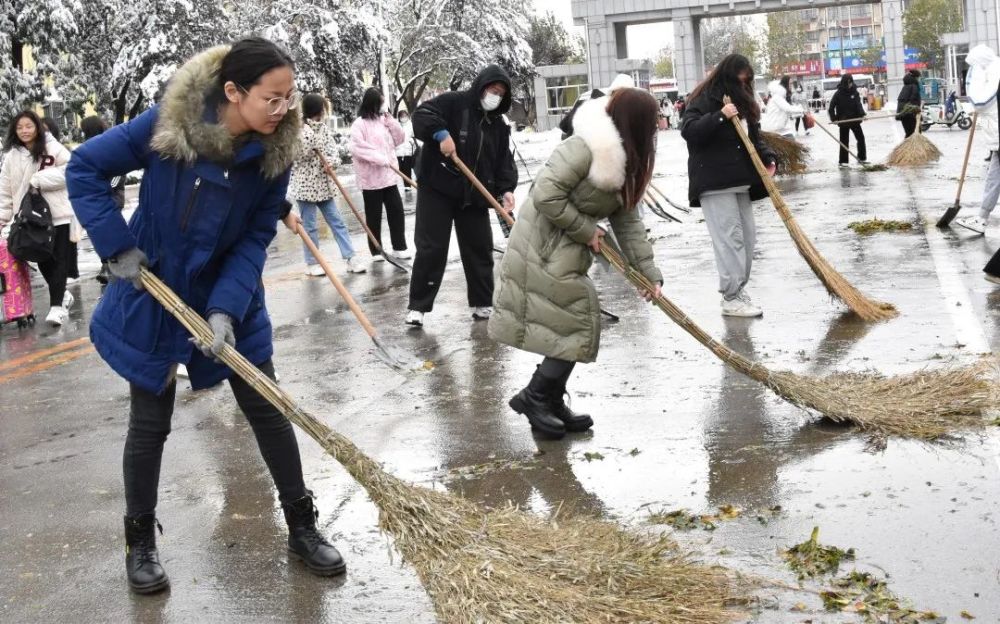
[282,494,346,577]
[124,514,169,594]
[508,368,566,439]
[550,369,593,432]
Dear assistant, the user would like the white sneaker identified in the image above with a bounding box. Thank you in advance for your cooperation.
[45,305,69,326]
[838,163,850,169]
[471,306,493,320]
[721,292,763,318]
[405,310,424,327]
[985,273,1000,285]
[305,264,325,277]
[345,256,367,273]
[394,249,412,260]
[176,364,190,379]
[956,215,987,234]
[372,254,386,262]
[62,290,74,309]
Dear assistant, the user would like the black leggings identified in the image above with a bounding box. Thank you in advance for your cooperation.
[362,185,407,255]
[838,123,867,164]
[38,224,71,307]
[123,360,307,516]
[539,357,575,381]
[900,116,917,138]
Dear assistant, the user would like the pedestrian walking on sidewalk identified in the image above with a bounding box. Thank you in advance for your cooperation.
[349,87,409,261]
[67,38,346,596]
[395,108,418,202]
[897,70,922,138]
[956,46,1000,237]
[490,88,664,439]
[291,93,366,276]
[0,111,76,326]
[404,65,518,328]
[681,53,777,318]
[80,115,127,286]
[828,74,868,166]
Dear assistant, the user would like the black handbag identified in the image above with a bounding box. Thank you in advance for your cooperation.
[7,187,55,263]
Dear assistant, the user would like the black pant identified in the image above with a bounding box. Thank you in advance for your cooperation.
[123,360,307,516]
[362,185,407,255]
[38,224,71,307]
[795,117,801,132]
[900,116,917,138]
[408,185,494,312]
[838,123,867,164]
[66,241,79,279]
[397,156,415,188]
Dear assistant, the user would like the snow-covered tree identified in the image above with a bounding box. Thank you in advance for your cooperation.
[1,0,81,124]
[230,0,382,119]
[386,0,533,114]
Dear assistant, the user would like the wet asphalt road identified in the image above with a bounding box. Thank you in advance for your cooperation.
[2,117,999,623]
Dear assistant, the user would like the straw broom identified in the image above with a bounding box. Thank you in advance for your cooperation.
[886,114,942,166]
[598,244,996,439]
[760,131,810,174]
[137,268,740,623]
[724,96,897,322]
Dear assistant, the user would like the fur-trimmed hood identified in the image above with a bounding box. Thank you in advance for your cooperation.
[569,96,626,191]
[150,45,300,179]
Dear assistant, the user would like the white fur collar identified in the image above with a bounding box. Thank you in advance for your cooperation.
[571,97,626,191]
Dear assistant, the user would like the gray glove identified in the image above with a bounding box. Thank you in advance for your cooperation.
[195,313,235,361]
[108,247,148,290]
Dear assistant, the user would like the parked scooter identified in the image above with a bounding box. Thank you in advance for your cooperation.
[920,92,973,132]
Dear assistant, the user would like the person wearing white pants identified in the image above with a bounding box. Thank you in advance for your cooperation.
[957,45,1000,236]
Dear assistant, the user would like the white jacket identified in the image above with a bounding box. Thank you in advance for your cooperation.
[0,134,74,228]
[761,81,803,136]
[395,119,419,157]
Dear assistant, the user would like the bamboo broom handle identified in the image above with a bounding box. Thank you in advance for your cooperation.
[813,118,861,161]
[830,112,898,125]
[316,151,385,252]
[448,153,515,226]
[954,112,979,203]
[721,97,794,224]
[295,224,378,338]
[390,164,419,189]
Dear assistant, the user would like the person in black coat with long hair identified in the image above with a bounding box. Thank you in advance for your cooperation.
[896,70,922,137]
[828,74,868,166]
[680,54,777,318]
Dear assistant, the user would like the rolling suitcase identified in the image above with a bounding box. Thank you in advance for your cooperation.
[0,239,35,328]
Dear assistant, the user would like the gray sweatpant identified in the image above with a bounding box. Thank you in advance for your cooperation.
[701,190,755,300]
[980,151,1000,219]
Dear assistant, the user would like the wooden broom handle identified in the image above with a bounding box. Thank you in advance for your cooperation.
[389,164,419,189]
[294,224,378,338]
[448,153,515,226]
[955,112,978,202]
[722,96,793,223]
[812,118,861,161]
[830,112,898,125]
[315,151,384,252]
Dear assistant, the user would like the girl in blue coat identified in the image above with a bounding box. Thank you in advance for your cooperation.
[67,38,345,594]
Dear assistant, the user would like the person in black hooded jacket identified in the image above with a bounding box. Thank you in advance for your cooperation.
[681,54,777,318]
[405,65,518,327]
[896,70,922,137]
[828,74,868,165]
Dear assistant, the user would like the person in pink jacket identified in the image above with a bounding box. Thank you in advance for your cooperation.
[349,87,409,260]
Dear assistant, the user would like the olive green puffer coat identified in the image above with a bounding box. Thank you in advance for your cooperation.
[489,97,663,363]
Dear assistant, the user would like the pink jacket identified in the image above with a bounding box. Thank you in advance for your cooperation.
[349,115,404,190]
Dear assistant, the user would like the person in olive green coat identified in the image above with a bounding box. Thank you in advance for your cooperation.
[489,89,664,439]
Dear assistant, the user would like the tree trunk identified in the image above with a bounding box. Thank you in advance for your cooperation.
[128,93,145,121]
[12,38,23,71]
[113,78,132,125]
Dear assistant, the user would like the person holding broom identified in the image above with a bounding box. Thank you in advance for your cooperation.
[680,53,777,318]
[828,74,868,167]
[489,88,664,439]
[67,38,346,595]
[956,45,1000,236]
[896,70,922,138]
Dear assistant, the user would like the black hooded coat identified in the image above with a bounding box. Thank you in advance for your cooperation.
[412,65,518,209]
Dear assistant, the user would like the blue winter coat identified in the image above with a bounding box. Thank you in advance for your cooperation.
[67,46,301,394]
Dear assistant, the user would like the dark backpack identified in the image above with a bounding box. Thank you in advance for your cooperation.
[7,187,55,263]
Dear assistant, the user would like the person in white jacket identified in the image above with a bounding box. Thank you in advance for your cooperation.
[0,111,76,326]
[394,109,419,201]
[956,45,1000,235]
[761,76,803,138]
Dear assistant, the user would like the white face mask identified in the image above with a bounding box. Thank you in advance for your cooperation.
[481,92,502,111]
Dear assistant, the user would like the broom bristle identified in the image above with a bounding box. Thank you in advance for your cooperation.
[886,133,941,167]
[761,132,810,174]
[601,246,995,440]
